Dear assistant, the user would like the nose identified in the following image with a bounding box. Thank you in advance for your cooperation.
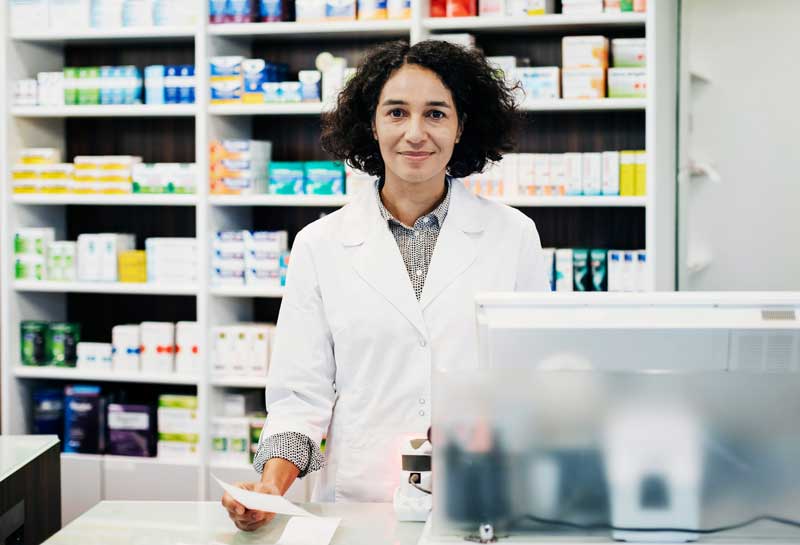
[405,114,426,144]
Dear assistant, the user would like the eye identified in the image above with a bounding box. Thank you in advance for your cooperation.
[388,108,405,118]
[428,110,446,120]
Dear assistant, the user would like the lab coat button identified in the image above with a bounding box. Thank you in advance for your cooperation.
[419,338,427,347]
[419,398,425,404]
[419,410,426,416]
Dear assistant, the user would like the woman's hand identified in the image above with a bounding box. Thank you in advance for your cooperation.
[221,481,282,532]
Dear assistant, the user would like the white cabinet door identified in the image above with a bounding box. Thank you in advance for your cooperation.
[678,0,800,290]
[103,458,201,500]
[61,454,103,525]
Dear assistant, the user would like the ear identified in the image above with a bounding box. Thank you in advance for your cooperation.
[371,120,378,141]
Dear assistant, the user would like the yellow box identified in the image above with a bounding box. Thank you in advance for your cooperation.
[634,150,647,196]
[619,150,637,196]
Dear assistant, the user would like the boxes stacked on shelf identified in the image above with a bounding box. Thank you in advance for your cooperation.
[211,323,275,378]
[111,322,199,375]
[132,163,197,193]
[212,231,289,287]
[77,233,136,281]
[48,242,77,281]
[429,0,644,15]
[270,161,345,195]
[608,38,647,98]
[209,139,272,195]
[9,0,198,33]
[14,228,54,281]
[460,150,643,197]
[562,36,608,99]
[73,155,141,194]
[145,238,198,284]
[209,0,410,23]
[118,251,147,282]
[211,392,265,465]
[32,389,64,435]
[211,56,316,105]
[144,65,197,105]
[64,66,142,105]
[157,394,200,460]
[543,248,648,292]
[21,321,81,367]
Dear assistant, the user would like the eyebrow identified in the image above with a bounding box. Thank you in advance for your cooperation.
[380,99,452,109]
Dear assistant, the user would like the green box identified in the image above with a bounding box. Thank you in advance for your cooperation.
[64,67,79,105]
[78,67,100,105]
[158,394,199,410]
[46,322,80,367]
[21,321,49,366]
[620,0,633,11]
[268,162,305,195]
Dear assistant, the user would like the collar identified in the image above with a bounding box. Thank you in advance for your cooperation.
[339,177,486,247]
[375,177,452,229]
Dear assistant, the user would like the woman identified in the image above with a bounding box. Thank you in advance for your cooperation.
[222,39,549,531]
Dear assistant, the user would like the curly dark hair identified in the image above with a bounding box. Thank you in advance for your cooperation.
[320,40,519,179]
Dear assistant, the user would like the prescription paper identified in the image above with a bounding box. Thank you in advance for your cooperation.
[214,475,342,545]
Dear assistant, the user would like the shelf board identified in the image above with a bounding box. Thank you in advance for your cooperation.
[11,26,197,43]
[11,104,197,118]
[210,376,269,388]
[209,194,644,207]
[209,194,350,207]
[520,98,647,112]
[423,12,646,32]
[503,196,646,207]
[14,281,198,296]
[208,102,325,116]
[208,20,411,39]
[13,366,199,385]
[12,194,198,206]
[61,452,200,467]
[210,286,285,298]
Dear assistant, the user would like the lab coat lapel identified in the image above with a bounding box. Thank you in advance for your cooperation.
[340,187,428,338]
[420,181,486,310]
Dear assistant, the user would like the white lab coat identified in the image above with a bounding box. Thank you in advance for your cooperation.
[262,180,549,503]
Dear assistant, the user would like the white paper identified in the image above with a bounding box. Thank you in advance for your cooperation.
[214,475,314,518]
[275,515,341,545]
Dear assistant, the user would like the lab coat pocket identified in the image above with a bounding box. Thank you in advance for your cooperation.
[334,429,405,503]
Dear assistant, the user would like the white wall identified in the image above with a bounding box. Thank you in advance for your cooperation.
[679,0,800,290]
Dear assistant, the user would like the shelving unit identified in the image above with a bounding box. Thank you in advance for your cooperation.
[0,0,678,521]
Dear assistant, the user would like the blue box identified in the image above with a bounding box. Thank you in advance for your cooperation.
[164,65,180,104]
[178,64,195,104]
[63,384,105,454]
[99,66,115,105]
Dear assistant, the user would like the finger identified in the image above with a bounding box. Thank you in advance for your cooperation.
[223,498,246,517]
[236,518,268,532]
[235,481,255,491]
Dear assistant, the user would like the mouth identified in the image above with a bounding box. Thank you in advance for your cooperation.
[399,152,434,161]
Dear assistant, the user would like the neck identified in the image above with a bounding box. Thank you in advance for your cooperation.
[380,171,447,226]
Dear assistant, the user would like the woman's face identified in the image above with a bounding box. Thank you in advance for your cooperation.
[373,64,462,186]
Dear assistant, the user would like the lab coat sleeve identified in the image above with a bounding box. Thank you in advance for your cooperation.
[515,220,550,292]
[262,230,336,449]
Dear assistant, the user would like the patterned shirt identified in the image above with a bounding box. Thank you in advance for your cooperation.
[253,178,452,478]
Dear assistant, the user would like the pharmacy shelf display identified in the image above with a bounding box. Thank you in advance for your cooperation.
[0,2,679,521]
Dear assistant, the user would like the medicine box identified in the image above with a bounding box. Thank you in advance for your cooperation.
[602,151,620,196]
[561,0,602,14]
[581,153,602,196]
[175,321,201,376]
[140,321,175,374]
[555,249,574,292]
[517,67,560,101]
[562,68,606,100]
[112,324,140,373]
[107,404,156,457]
[562,36,609,69]
[612,38,647,68]
[607,68,647,98]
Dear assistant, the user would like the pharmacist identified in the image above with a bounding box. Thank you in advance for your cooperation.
[222,40,549,531]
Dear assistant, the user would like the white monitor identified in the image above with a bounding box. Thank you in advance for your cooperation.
[475,292,800,373]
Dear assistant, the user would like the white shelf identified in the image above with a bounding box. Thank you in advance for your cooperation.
[209,194,350,207]
[11,26,197,43]
[208,102,325,116]
[62,452,200,467]
[520,99,647,112]
[422,12,646,32]
[208,194,643,207]
[13,366,199,385]
[11,104,197,118]
[12,194,198,206]
[13,281,198,295]
[499,196,647,207]
[210,286,285,298]
[210,376,269,388]
[207,20,411,39]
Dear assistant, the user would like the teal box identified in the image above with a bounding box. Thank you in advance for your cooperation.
[573,248,590,292]
[590,249,608,291]
[269,162,305,195]
[304,161,345,195]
